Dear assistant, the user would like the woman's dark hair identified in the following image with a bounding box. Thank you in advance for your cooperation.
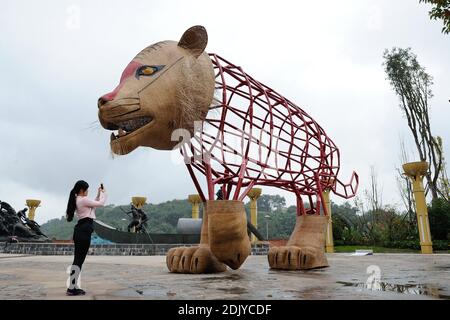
[66,180,89,222]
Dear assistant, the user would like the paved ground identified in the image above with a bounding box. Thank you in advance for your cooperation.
[0,253,449,300]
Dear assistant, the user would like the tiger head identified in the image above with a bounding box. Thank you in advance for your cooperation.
[98,26,215,155]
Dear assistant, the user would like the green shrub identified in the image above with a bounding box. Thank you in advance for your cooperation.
[428,198,450,240]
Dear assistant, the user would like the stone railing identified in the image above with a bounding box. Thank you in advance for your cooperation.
[0,242,269,256]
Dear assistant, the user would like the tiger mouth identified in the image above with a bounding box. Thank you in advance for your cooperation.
[109,116,154,142]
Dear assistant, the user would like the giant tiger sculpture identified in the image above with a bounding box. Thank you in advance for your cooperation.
[98,26,358,273]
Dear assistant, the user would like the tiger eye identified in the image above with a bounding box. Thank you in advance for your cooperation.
[142,67,154,75]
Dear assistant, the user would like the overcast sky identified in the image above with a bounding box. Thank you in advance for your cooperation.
[0,0,449,224]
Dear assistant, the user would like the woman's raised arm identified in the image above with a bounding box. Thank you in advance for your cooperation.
[81,192,107,208]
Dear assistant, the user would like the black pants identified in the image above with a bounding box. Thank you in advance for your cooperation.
[72,217,93,270]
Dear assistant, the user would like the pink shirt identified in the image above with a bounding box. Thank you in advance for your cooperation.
[75,192,107,220]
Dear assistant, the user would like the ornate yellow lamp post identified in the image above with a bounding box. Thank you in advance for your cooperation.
[131,196,147,209]
[188,194,202,219]
[322,189,334,253]
[247,188,262,243]
[25,199,41,221]
[403,161,433,254]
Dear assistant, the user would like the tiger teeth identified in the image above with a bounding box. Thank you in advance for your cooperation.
[115,116,153,135]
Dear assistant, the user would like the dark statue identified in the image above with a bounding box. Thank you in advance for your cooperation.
[126,204,148,233]
[0,200,49,242]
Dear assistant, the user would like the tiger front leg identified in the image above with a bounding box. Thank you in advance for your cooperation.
[268,215,329,270]
[207,200,251,270]
[166,200,251,273]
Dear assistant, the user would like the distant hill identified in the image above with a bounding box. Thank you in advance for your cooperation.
[40,195,334,240]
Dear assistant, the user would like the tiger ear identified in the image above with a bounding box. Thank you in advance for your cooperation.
[178,25,208,58]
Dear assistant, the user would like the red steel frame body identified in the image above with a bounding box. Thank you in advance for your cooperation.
[181,54,358,216]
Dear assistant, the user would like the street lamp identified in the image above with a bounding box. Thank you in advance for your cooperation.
[265,214,270,240]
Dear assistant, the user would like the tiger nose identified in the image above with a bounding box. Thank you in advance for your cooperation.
[97,92,115,108]
[97,97,106,108]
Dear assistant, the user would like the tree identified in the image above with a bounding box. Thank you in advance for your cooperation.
[383,48,444,201]
[331,201,359,242]
[428,198,450,240]
[355,166,385,244]
[419,0,450,34]
[436,136,450,201]
[365,166,383,214]
[257,194,286,212]
[395,138,416,224]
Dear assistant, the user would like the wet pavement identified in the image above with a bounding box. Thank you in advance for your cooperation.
[0,253,448,299]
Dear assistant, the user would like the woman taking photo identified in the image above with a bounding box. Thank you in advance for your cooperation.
[65,180,107,296]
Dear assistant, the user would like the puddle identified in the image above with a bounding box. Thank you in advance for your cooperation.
[432,265,450,271]
[337,281,449,299]
[217,286,248,294]
[112,283,169,298]
[0,273,16,280]
[269,268,327,274]
[285,287,334,299]
[201,274,242,281]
